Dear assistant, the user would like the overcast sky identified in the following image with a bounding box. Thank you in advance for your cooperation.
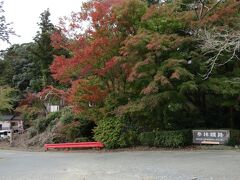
[0,0,86,50]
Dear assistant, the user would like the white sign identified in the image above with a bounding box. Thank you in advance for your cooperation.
[193,130,230,145]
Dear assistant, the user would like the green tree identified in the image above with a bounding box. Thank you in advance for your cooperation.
[24,0,240,146]
[1,43,42,92]
[0,86,18,112]
[0,57,13,86]
[31,9,55,88]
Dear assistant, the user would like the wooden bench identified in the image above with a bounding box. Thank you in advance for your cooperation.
[44,142,104,151]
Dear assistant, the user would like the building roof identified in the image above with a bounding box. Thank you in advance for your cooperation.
[0,115,14,121]
[0,115,22,121]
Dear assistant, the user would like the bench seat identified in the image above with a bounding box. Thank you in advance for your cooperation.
[44,142,104,151]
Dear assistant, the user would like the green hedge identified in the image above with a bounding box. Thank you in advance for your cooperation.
[139,132,155,146]
[228,129,240,146]
[94,117,124,149]
[139,129,240,148]
[139,130,192,148]
[94,117,139,149]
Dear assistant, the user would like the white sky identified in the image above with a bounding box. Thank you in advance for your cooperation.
[0,0,86,50]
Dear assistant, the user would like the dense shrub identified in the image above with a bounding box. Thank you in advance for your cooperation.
[27,127,37,138]
[47,111,61,120]
[94,118,191,149]
[59,120,95,142]
[52,133,66,143]
[29,108,95,143]
[60,113,74,125]
[35,117,48,133]
[154,130,192,148]
[139,130,192,148]
[62,121,83,141]
[47,112,61,129]
[35,112,60,133]
[94,117,138,149]
[228,129,240,146]
[118,130,139,147]
[139,132,155,146]
[16,106,40,128]
[59,116,95,142]
[75,115,96,138]
[94,117,124,149]
[59,107,74,125]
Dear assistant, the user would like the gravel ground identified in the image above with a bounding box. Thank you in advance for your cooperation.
[0,149,239,180]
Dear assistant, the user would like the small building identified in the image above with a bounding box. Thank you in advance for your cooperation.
[39,86,66,113]
[0,115,24,133]
[45,103,61,113]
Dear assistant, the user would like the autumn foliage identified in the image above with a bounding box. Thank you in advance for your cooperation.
[49,0,146,111]
[4,0,240,149]
[47,0,240,131]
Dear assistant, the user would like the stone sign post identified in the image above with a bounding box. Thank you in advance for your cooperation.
[192,130,230,145]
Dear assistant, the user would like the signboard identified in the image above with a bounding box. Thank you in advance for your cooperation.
[192,130,230,145]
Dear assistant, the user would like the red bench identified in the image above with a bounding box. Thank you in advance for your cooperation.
[44,142,104,151]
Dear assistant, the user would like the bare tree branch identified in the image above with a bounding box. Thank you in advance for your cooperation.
[199,29,240,79]
[0,1,16,43]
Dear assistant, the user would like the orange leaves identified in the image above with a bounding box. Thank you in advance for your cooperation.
[18,86,66,108]
[201,1,240,27]
[72,79,107,103]
[18,92,39,106]
[50,56,69,82]
[50,36,112,83]
[38,86,66,100]
[50,0,132,84]
[49,0,152,113]
[68,79,107,112]
[51,31,67,50]
[71,0,121,37]
[96,57,118,77]
[49,0,130,112]
[50,55,81,83]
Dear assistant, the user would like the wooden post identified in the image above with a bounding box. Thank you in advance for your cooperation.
[9,129,13,146]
